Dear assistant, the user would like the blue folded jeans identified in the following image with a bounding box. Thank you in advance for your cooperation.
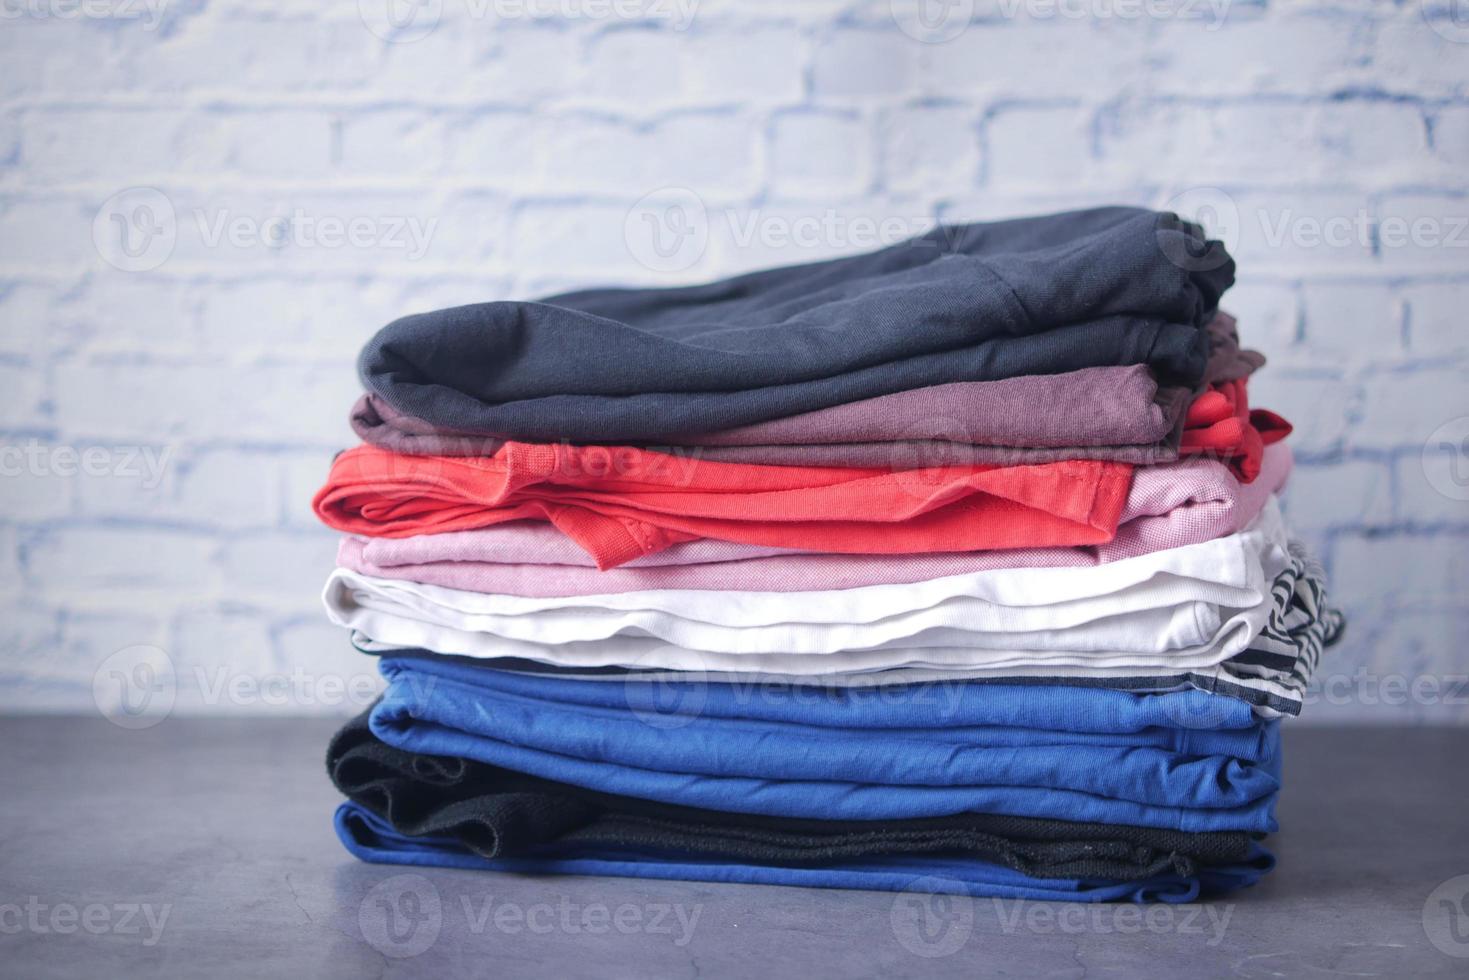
[371,656,1280,833]
[335,802,1274,903]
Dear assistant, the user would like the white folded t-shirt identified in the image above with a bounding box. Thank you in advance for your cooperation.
[323,499,1291,671]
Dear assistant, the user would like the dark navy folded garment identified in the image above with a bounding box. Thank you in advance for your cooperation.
[369,656,1281,833]
[335,802,1274,902]
[360,207,1232,443]
[328,708,1255,881]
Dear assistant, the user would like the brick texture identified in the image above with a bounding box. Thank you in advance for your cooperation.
[0,1,1465,723]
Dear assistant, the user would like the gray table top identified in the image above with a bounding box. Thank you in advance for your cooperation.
[1,717,1466,979]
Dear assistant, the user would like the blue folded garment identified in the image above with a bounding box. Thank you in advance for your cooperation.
[371,656,1281,833]
[335,802,1274,903]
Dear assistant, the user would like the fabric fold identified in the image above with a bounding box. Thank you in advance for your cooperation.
[360,208,1230,443]
[337,444,1292,597]
[315,443,1134,568]
[328,709,1256,880]
[335,801,1274,901]
[352,363,1194,466]
[366,655,1282,833]
[350,537,1342,718]
[323,502,1288,658]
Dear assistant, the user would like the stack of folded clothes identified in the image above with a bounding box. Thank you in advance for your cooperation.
[313,207,1343,903]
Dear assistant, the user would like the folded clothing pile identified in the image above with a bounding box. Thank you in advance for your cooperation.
[314,206,1342,903]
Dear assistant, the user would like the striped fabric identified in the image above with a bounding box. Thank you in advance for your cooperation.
[352,540,1343,719]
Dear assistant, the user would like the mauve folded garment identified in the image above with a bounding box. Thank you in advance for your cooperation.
[764,375,1290,475]
[337,443,1290,596]
[359,207,1231,442]
[336,801,1275,902]
[349,312,1268,469]
[1204,311,1266,383]
[352,364,1192,464]
[314,443,1133,569]
[328,709,1253,881]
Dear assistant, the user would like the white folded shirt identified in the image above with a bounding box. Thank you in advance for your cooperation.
[324,500,1291,670]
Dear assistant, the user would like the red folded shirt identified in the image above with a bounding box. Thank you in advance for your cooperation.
[1180,378,1292,483]
[315,444,1134,570]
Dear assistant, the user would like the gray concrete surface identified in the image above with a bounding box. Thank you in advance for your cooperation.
[1,718,1467,978]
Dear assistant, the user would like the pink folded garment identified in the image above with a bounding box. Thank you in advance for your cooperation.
[337,442,1292,596]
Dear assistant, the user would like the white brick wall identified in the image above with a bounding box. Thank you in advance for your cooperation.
[0,0,1466,723]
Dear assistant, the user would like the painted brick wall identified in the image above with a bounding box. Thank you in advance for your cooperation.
[1,0,1466,722]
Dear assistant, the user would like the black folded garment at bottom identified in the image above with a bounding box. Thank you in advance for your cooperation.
[327,709,1253,882]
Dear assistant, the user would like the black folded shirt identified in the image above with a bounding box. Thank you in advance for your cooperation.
[328,709,1254,882]
[360,207,1233,443]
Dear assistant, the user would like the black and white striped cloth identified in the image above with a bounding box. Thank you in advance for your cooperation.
[352,541,1343,721]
